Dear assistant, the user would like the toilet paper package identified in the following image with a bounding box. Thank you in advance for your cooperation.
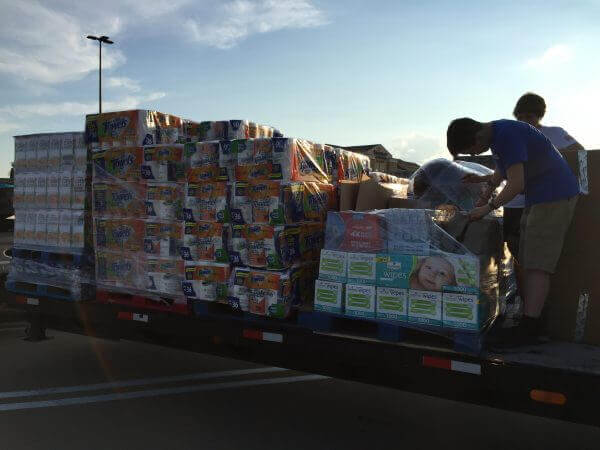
[145,182,184,220]
[229,224,248,266]
[143,220,183,258]
[185,140,233,182]
[35,135,49,173]
[25,174,36,208]
[49,134,63,169]
[35,173,47,209]
[59,133,73,168]
[141,144,185,182]
[25,211,37,245]
[72,168,88,210]
[248,269,293,318]
[85,110,183,152]
[182,262,231,303]
[94,217,145,252]
[246,224,294,270]
[95,250,143,290]
[230,182,253,225]
[180,221,230,263]
[143,257,185,297]
[183,182,229,223]
[93,182,147,218]
[35,210,47,245]
[59,170,72,209]
[58,210,72,248]
[14,211,25,244]
[249,180,285,225]
[74,133,88,167]
[299,222,325,262]
[228,267,251,312]
[93,147,144,181]
[182,120,277,143]
[13,173,25,208]
[46,210,60,247]
[303,182,337,222]
[46,171,60,209]
[71,210,90,249]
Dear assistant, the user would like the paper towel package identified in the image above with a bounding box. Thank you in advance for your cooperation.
[345,284,376,318]
[141,145,185,182]
[303,183,336,222]
[58,210,72,248]
[249,180,282,224]
[146,182,184,220]
[35,210,47,245]
[143,257,185,297]
[228,267,251,312]
[246,224,293,270]
[93,147,144,181]
[182,262,230,303]
[347,252,377,285]
[94,217,145,252]
[299,222,325,262]
[25,174,36,208]
[183,182,229,223]
[143,220,183,258]
[25,211,36,244]
[71,211,89,249]
[35,173,47,209]
[408,289,442,326]
[47,172,59,209]
[59,170,72,209]
[35,135,48,172]
[248,269,293,318]
[314,279,344,314]
[59,133,73,168]
[182,120,277,143]
[72,168,88,210]
[46,210,60,247]
[180,221,230,263]
[85,110,183,151]
[376,287,408,321]
[318,249,347,282]
[93,182,147,218]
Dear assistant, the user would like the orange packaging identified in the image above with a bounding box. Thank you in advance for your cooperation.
[182,262,231,303]
[94,218,145,252]
[93,147,144,181]
[249,180,281,224]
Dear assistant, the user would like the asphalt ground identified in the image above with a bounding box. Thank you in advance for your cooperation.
[0,323,598,450]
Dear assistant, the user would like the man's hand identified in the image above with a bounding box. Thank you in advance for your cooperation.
[468,204,492,221]
[475,184,494,207]
[462,173,491,184]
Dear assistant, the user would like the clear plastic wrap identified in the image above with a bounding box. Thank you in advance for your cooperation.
[181,120,282,143]
[317,208,504,336]
[409,158,492,210]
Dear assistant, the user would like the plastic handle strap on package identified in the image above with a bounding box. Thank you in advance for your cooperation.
[319,206,509,345]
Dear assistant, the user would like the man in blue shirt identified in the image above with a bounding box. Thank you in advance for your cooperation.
[446,118,579,346]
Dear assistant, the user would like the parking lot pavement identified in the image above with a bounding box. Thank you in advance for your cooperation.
[0,325,598,450]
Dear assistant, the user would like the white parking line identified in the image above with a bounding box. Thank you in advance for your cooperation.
[0,367,288,400]
[0,374,329,412]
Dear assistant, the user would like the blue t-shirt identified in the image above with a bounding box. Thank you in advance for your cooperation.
[490,120,579,206]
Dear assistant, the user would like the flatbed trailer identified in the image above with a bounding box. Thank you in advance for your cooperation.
[5,293,600,427]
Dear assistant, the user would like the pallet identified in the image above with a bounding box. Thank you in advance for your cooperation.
[96,289,191,316]
[297,311,484,354]
[5,280,94,302]
[11,248,93,270]
[193,300,299,325]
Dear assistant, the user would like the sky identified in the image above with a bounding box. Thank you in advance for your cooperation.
[0,0,599,176]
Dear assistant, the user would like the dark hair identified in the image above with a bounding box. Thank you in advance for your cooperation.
[446,118,482,156]
[513,92,546,119]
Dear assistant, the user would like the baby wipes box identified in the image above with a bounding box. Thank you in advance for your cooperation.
[347,252,376,285]
[318,249,347,282]
[345,284,376,318]
[442,286,482,331]
[376,287,408,321]
[408,289,442,326]
[314,279,344,314]
[324,211,386,253]
[376,254,416,288]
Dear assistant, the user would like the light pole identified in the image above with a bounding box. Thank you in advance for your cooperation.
[86,35,114,114]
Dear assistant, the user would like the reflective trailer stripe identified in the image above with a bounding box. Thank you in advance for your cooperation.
[451,361,481,375]
[422,356,481,375]
[27,298,39,306]
[243,329,284,343]
[117,312,149,323]
[262,332,283,343]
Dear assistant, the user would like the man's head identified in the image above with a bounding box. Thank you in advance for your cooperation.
[513,92,546,127]
[446,118,488,157]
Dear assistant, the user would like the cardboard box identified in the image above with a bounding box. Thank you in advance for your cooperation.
[408,289,442,326]
[314,279,344,314]
[345,284,376,318]
[339,181,360,211]
[376,254,416,288]
[546,150,600,344]
[355,177,409,211]
[442,286,482,330]
[376,287,408,321]
[318,249,347,282]
[347,252,377,285]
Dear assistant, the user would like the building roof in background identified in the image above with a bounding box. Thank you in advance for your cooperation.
[327,143,420,172]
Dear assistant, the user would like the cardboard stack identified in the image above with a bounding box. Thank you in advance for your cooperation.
[315,210,489,331]
[11,132,93,298]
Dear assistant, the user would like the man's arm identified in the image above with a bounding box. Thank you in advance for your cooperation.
[561,142,585,152]
[468,163,524,220]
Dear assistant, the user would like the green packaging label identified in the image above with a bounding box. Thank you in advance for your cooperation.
[442,286,481,330]
[314,279,344,314]
[408,289,442,326]
[376,287,408,321]
[318,250,347,282]
[345,284,376,318]
[347,253,376,285]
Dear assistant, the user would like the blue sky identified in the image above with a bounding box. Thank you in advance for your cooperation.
[1,0,599,176]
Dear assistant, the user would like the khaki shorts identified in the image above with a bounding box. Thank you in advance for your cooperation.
[519,196,578,273]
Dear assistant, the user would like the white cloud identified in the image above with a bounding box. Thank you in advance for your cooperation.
[385,133,446,165]
[0,0,327,87]
[107,76,141,92]
[185,0,329,49]
[525,44,573,69]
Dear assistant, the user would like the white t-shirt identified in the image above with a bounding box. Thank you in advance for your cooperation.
[504,125,579,208]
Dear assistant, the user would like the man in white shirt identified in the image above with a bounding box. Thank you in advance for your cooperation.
[503,92,584,258]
